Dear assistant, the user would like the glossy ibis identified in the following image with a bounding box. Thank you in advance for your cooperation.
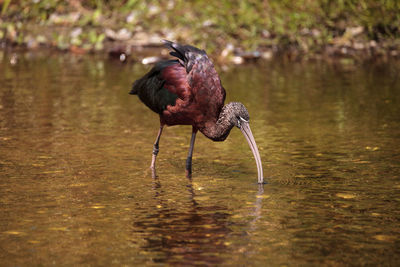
[130,40,264,183]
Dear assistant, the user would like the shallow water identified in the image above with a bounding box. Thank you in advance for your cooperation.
[0,51,399,266]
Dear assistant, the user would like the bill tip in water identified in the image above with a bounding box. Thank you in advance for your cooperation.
[257,176,268,185]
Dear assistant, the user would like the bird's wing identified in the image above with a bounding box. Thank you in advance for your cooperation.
[163,40,226,120]
[131,60,180,114]
[160,60,193,115]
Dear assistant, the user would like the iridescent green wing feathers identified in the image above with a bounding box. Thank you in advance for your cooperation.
[130,60,179,114]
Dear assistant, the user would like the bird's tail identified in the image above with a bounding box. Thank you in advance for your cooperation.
[162,40,186,64]
[129,80,139,95]
[162,40,206,72]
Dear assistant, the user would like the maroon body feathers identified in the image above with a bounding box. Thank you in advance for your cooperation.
[159,45,226,136]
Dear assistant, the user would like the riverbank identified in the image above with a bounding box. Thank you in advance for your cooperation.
[1,1,399,64]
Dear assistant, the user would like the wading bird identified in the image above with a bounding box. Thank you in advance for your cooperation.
[130,40,264,183]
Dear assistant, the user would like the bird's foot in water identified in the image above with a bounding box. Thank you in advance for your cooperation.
[185,157,192,179]
[148,166,157,179]
[150,152,158,178]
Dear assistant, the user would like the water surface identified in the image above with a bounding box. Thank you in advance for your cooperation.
[0,51,399,265]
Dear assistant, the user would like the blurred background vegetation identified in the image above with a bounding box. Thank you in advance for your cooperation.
[1,0,399,60]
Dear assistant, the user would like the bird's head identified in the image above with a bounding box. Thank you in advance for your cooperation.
[224,102,264,184]
[227,102,250,128]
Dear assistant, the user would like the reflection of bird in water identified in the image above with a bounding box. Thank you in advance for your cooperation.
[131,179,231,265]
[129,179,266,265]
[130,40,264,183]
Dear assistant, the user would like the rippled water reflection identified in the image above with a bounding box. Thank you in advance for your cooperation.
[0,51,399,265]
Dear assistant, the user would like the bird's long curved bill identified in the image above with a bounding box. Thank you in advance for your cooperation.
[240,122,264,184]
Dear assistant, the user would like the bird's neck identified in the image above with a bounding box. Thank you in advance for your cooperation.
[200,104,235,141]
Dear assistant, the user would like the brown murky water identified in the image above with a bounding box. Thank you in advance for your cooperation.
[1,51,399,266]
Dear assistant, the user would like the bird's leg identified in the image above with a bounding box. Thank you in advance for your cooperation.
[186,127,197,179]
[150,125,164,178]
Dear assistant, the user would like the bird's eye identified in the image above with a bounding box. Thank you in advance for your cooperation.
[237,118,242,128]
